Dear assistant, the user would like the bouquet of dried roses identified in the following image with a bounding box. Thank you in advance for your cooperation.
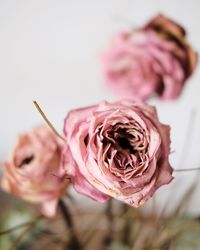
[0,14,199,250]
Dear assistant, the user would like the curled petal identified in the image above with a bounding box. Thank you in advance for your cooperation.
[1,125,68,217]
[102,14,197,101]
[63,100,173,207]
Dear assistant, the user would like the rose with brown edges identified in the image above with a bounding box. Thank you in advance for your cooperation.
[1,125,68,217]
[102,14,197,100]
[63,100,173,207]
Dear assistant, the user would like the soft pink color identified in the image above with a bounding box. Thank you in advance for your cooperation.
[103,31,187,100]
[102,15,197,101]
[1,125,68,217]
[63,100,173,207]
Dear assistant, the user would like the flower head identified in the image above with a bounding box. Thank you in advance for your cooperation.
[102,14,197,100]
[63,100,173,207]
[1,125,68,217]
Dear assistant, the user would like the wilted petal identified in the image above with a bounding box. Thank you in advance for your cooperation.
[63,100,173,207]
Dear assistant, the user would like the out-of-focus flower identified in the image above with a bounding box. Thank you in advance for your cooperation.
[1,125,68,217]
[102,14,198,100]
[63,100,173,207]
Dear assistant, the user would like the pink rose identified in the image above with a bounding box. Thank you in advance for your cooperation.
[1,125,68,217]
[63,100,173,207]
[102,15,197,100]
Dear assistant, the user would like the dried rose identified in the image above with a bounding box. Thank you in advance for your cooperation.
[63,100,173,207]
[102,14,197,100]
[1,125,68,217]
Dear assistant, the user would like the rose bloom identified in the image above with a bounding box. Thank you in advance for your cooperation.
[102,14,197,100]
[63,100,173,207]
[1,125,68,217]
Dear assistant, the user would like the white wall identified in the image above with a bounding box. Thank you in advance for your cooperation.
[1,0,200,214]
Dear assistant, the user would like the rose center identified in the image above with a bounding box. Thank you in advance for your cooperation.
[18,155,35,168]
[118,137,131,150]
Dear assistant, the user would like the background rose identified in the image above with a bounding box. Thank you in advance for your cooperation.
[1,125,68,217]
[63,100,173,207]
[102,14,197,100]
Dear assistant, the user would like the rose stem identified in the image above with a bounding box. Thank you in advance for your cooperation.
[33,101,66,143]
[58,199,82,250]
[173,109,199,172]
[174,167,200,172]
[8,215,42,250]
[121,204,132,245]
[0,218,40,235]
[103,199,114,247]
[178,109,197,169]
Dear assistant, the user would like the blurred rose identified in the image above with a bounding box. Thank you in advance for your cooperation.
[102,14,197,100]
[63,100,173,207]
[1,125,68,217]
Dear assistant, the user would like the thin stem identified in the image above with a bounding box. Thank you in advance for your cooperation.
[174,167,200,172]
[58,200,81,250]
[0,221,34,236]
[33,101,66,142]
[58,200,73,228]
[121,204,131,245]
[8,215,42,250]
[179,109,197,168]
[103,199,114,247]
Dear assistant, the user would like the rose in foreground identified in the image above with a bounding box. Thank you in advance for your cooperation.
[1,125,68,217]
[63,100,173,207]
[102,14,197,100]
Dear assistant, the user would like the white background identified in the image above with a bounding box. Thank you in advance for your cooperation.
[0,0,200,214]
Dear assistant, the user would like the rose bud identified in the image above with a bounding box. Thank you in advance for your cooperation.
[1,125,68,217]
[102,14,197,101]
[63,100,173,207]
